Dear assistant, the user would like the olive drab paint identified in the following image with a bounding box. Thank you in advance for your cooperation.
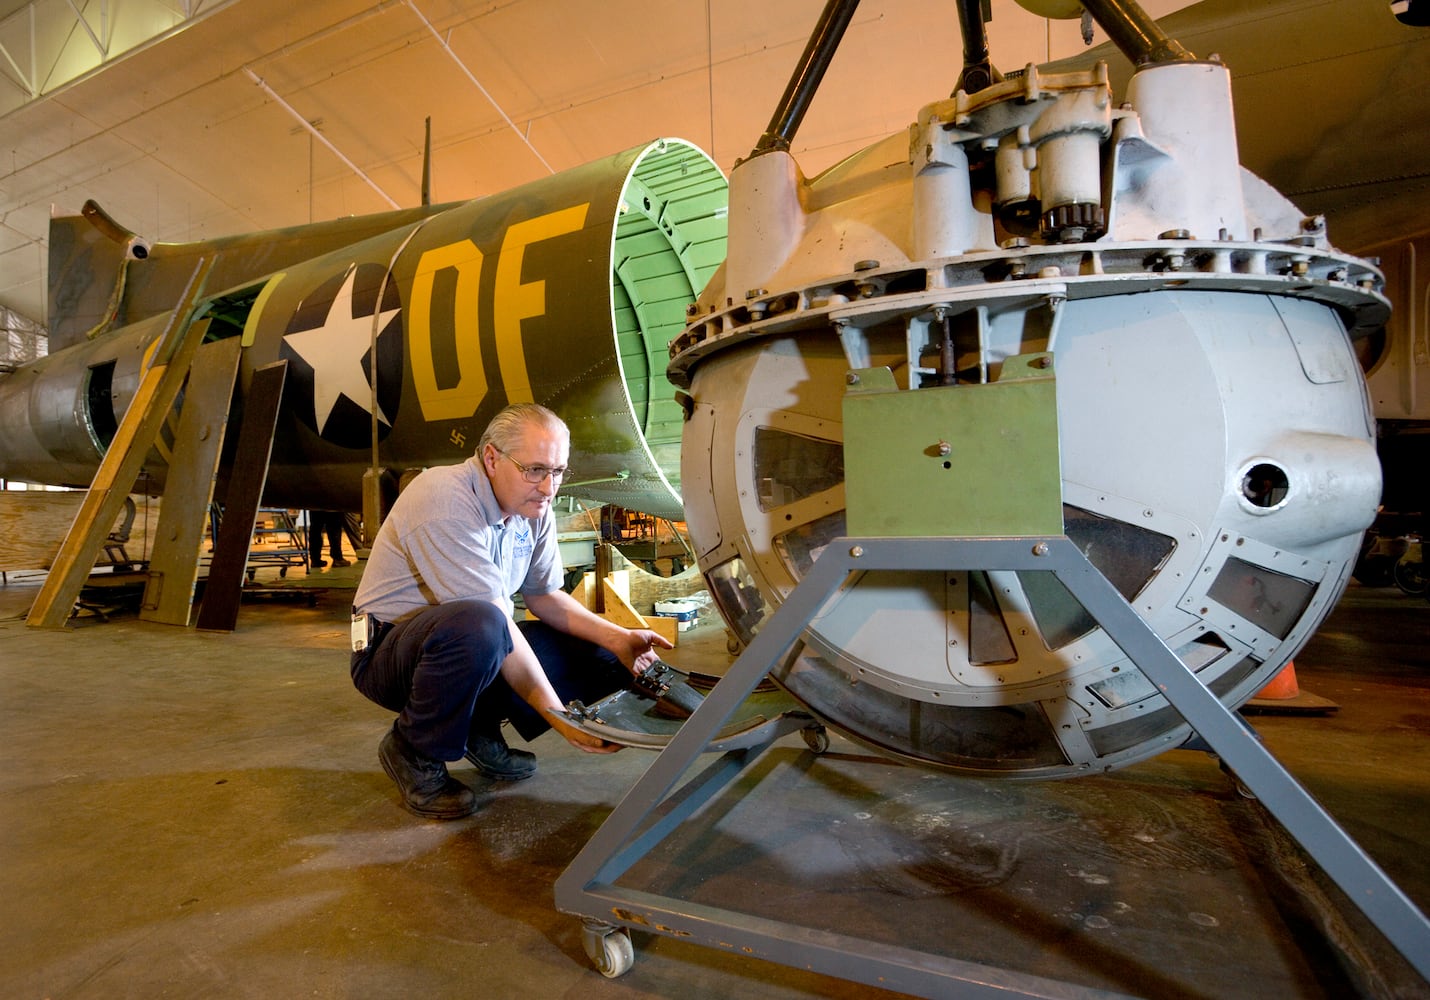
[0,140,729,520]
[400,201,591,426]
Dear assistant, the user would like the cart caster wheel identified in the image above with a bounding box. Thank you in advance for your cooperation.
[801,725,830,754]
[580,919,633,978]
[246,569,255,582]
[1218,759,1256,799]
[279,567,288,578]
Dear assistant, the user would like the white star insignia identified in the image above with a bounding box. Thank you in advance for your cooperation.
[282,264,400,434]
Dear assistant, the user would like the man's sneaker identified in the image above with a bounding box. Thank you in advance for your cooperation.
[332,558,352,567]
[378,724,478,819]
[465,732,537,781]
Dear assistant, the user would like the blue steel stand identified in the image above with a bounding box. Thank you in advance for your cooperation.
[555,535,1430,997]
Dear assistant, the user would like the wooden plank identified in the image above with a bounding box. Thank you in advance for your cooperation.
[599,576,648,629]
[552,568,673,645]
[606,568,631,604]
[195,360,287,632]
[593,543,611,612]
[646,614,678,647]
[27,259,214,628]
[569,572,595,609]
[141,337,242,626]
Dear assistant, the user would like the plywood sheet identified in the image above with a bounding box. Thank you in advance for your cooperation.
[0,493,157,573]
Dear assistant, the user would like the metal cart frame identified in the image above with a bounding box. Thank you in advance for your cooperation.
[555,534,1430,996]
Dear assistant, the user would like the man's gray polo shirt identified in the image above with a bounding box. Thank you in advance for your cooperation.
[353,455,562,622]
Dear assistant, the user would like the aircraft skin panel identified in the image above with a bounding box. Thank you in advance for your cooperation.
[0,313,169,489]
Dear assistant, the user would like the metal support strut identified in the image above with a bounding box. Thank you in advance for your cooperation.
[556,535,1430,997]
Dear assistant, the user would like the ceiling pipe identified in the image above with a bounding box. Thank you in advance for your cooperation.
[243,67,401,210]
[404,0,555,174]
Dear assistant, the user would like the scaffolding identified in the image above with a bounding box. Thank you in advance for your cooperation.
[0,305,47,372]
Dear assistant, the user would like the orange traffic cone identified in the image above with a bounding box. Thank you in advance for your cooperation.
[1244,659,1338,714]
[1255,660,1301,700]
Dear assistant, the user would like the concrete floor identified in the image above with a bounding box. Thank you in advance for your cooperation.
[1,560,1428,999]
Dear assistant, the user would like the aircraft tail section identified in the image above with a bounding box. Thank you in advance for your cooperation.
[46,202,141,354]
[49,199,466,358]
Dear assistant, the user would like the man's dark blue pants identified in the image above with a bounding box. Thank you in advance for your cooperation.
[350,599,628,760]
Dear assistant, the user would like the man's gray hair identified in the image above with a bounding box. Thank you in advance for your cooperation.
[477,403,568,455]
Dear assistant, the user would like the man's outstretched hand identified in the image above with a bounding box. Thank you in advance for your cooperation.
[550,711,622,754]
[615,628,675,676]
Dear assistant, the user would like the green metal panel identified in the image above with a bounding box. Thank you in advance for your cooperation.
[842,354,1063,537]
[610,142,728,467]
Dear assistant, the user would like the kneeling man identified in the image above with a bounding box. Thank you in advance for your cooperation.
[350,403,672,819]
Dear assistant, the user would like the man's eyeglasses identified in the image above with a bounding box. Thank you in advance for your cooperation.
[496,448,571,484]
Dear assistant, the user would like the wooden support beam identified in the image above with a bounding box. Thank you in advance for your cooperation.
[599,575,646,629]
[195,360,288,632]
[26,259,214,628]
[140,337,243,626]
[593,542,612,612]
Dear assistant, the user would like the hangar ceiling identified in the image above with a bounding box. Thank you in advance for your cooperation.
[0,0,1188,331]
[1,0,1426,340]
